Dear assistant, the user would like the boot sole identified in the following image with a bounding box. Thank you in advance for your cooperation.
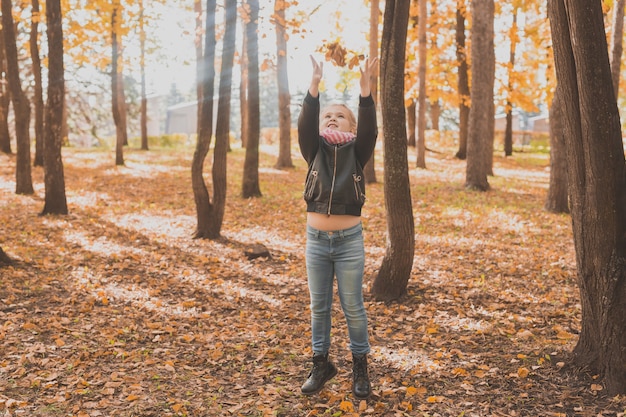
[301,366,338,396]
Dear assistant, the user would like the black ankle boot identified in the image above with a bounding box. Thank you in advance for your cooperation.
[352,353,371,399]
[301,353,337,395]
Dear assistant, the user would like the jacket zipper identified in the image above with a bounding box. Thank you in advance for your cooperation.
[328,145,338,215]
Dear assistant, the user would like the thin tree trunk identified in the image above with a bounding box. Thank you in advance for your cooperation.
[139,0,148,151]
[209,0,237,237]
[2,0,33,194]
[240,29,248,149]
[455,1,469,160]
[503,8,518,157]
[111,1,124,166]
[0,27,11,155]
[364,0,379,184]
[41,0,67,215]
[371,0,414,302]
[416,0,427,169]
[194,0,203,123]
[242,0,262,199]
[465,0,494,191]
[273,0,293,169]
[191,0,216,239]
[30,0,44,167]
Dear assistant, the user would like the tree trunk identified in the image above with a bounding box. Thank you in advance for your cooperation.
[273,0,293,169]
[371,0,414,302]
[41,0,67,215]
[2,0,33,195]
[549,0,626,395]
[364,0,379,184]
[455,2,469,160]
[139,0,148,151]
[194,0,203,124]
[111,1,124,166]
[406,99,416,147]
[610,0,625,97]
[192,0,216,239]
[465,0,494,191]
[503,8,518,157]
[430,99,440,131]
[208,0,237,238]
[240,29,248,150]
[416,0,427,169]
[544,83,568,214]
[242,0,262,199]
[0,28,11,155]
[30,0,44,167]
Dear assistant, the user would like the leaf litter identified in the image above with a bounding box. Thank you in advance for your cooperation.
[1,146,625,417]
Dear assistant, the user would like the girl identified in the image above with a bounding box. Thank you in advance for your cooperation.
[298,55,378,399]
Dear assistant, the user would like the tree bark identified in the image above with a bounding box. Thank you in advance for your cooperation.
[111,1,124,166]
[30,0,44,167]
[0,27,11,155]
[364,0,379,184]
[2,0,33,194]
[242,0,262,199]
[139,0,148,151]
[455,1,469,160]
[549,0,626,395]
[503,7,518,157]
[544,83,568,214]
[239,29,248,150]
[208,0,237,238]
[416,0,427,169]
[371,0,414,302]
[192,0,216,239]
[465,0,494,191]
[273,0,293,169]
[41,0,67,215]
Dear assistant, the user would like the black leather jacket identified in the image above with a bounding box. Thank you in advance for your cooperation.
[298,92,378,216]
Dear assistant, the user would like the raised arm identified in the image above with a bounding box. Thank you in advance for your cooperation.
[298,55,324,162]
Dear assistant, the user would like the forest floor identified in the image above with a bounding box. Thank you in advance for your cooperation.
[0,141,625,417]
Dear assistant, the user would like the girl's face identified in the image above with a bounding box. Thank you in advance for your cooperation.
[320,105,356,133]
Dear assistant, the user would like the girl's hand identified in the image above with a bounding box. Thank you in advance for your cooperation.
[359,57,378,97]
[309,55,323,97]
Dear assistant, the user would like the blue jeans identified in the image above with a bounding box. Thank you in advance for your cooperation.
[305,223,370,355]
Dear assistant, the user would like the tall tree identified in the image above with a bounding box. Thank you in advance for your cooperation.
[610,0,625,97]
[454,0,470,160]
[364,0,379,184]
[111,0,125,166]
[208,0,237,238]
[41,0,67,215]
[465,0,494,191]
[30,0,44,167]
[416,0,427,169]
[191,0,216,239]
[2,0,33,194]
[239,29,248,149]
[371,0,414,302]
[544,84,568,213]
[548,0,626,394]
[139,0,148,151]
[194,0,203,122]
[242,0,262,198]
[503,4,519,157]
[0,27,10,155]
[274,0,293,169]
[273,0,293,169]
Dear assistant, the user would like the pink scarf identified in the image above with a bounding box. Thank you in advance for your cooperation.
[320,128,356,145]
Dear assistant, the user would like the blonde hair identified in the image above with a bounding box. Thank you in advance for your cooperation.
[320,103,357,133]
